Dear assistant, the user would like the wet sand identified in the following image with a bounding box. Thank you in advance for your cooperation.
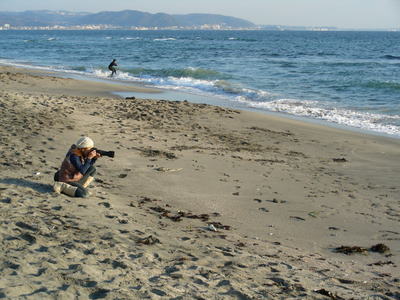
[0,65,399,299]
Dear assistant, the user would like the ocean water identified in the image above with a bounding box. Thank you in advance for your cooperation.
[1,30,399,137]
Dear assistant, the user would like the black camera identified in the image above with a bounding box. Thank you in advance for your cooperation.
[93,148,115,158]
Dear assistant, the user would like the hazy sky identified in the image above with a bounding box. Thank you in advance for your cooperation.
[0,0,399,29]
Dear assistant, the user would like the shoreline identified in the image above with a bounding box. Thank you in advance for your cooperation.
[117,88,400,141]
[2,62,400,140]
[0,64,161,98]
[1,66,399,299]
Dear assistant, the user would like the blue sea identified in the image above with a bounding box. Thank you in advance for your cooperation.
[1,30,400,137]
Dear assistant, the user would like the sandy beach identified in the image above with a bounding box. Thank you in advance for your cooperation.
[0,65,399,299]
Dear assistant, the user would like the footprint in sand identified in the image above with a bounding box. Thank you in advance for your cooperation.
[98,202,111,208]
[89,288,110,299]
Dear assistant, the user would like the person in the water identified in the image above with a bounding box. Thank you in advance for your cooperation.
[108,59,117,77]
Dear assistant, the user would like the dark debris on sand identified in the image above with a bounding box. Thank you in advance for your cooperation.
[334,243,390,255]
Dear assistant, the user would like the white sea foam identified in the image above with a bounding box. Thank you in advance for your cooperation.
[91,69,135,81]
[120,37,141,40]
[153,38,176,41]
[235,97,400,136]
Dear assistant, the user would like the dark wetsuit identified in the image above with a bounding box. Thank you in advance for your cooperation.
[108,60,117,77]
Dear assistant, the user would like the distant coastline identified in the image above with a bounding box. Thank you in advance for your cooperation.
[0,10,255,30]
[1,25,398,31]
[0,10,398,31]
[0,24,258,31]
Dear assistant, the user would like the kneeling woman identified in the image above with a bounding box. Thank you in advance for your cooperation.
[54,136,101,197]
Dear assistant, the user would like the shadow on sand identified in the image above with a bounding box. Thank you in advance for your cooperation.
[0,178,53,194]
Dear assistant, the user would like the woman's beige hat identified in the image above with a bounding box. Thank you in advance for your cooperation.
[75,136,94,149]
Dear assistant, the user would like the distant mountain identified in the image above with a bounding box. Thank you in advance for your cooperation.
[0,10,88,26]
[0,10,256,28]
[75,11,179,27]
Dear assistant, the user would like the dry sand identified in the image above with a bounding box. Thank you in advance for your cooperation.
[0,66,399,299]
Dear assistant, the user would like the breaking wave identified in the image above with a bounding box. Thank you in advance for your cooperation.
[235,98,400,136]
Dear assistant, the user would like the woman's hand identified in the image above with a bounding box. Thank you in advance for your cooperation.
[87,149,97,159]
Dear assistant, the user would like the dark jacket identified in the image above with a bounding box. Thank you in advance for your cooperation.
[57,145,97,183]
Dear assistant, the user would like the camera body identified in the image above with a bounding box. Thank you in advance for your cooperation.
[92,148,115,158]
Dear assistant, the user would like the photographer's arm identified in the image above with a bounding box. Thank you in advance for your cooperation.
[70,154,97,175]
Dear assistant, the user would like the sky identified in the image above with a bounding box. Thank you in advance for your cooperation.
[0,0,399,29]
